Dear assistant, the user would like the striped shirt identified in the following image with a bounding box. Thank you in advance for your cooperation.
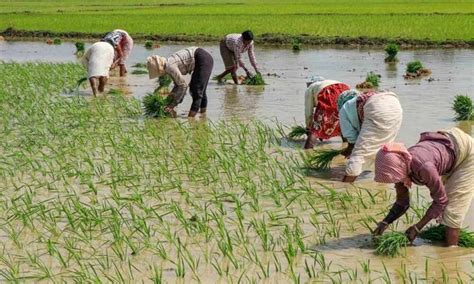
[224,34,258,70]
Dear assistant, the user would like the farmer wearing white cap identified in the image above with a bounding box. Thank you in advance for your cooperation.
[101,29,134,76]
[147,47,214,117]
[81,41,115,96]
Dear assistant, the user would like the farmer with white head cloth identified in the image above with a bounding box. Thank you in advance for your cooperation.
[337,90,403,182]
[303,76,351,149]
[372,128,474,246]
[147,46,214,117]
[81,41,115,96]
[101,29,134,76]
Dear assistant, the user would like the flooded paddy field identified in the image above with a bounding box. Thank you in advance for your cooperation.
[0,41,473,282]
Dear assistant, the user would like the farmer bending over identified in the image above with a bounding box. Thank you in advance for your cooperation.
[338,91,403,182]
[82,42,115,96]
[215,30,259,84]
[101,29,134,77]
[304,76,351,149]
[147,47,214,117]
[373,128,473,246]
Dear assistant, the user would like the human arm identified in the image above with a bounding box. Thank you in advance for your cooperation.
[166,64,188,108]
[304,86,317,128]
[247,43,259,73]
[373,183,410,235]
[405,163,448,242]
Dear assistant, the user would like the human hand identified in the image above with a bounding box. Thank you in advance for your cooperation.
[342,175,357,183]
[373,221,389,236]
[405,225,419,243]
[341,143,355,158]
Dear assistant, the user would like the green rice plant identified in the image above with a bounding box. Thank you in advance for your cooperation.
[76,76,88,89]
[144,40,154,49]
[243,73,266,85]
[53,38,62,45]
[406,60,423,73]
[158,74,172,88]
[132,62,147,68]
[75,41,85,55]
[131,69,148,75]
[452,95,474,121]
[303,148,343,170]
[419,224,474,247]
[365,72,380,87]
[142,92,172,118]
[373,232,409,257]
[292,37,302,51]
[384,43,399,62]
[288,125,307,139]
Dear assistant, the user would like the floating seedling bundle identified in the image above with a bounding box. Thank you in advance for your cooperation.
[288,125,307,139]
[373,232,409,257]
[404,60,431,79]
[419,225,474,247]
[143,93,172,118]
[75,41,85,55]
[384,43,399,62]
[303,148,343,170]
[356,72,380,89]
[452,95,473,121]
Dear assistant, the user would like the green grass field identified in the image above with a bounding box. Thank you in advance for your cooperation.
[0,0,473,42]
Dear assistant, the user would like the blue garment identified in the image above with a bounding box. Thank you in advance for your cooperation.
[339,97,360,143]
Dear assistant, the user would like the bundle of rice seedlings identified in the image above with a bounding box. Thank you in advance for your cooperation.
[53,38,62,45]
[132,63,147,68]
[144,40,154,49]
[365,72,380,87]
[75,42,85,55]
[406,60,423,73]
[356,81,374,90]
[243,73,266,85]
[373,232,409,257]
[143,93,172,118]
[419,225,474,247]
[292,38,302,51]
[158,74,172,88]
[452,95,474,121]
[304,149,343,170]
[288,125,307,139]
[384,43,399,62]
[131,69,148,75]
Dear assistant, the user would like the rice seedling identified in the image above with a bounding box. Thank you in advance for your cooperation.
[302,148,343,170]
[75,41,85,55]
[288,125,307,139]
[404,60,431,79]
[53,38,62,45]
[384,42,399,62]
[142,93,172,118]
[365,72,380,87]
[144,40,154,49]
[243,73,266,85]
[452,95,473,121]
[373,232,409,257]
[131,69,148,75]
[292,37,302,51]
[419,225,474,247]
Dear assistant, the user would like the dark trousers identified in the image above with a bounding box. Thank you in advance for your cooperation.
[190,48,214,112]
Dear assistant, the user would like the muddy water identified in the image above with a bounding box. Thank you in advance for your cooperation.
[1,41,473,281]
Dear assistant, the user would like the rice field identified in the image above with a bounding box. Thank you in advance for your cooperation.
[0,62,472,282]
[0,0,473,42]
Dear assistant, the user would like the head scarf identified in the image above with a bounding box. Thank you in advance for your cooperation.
[147,56,167,79]
[337,89,360,111]
[306,75,325,87]
[374,142,413,187]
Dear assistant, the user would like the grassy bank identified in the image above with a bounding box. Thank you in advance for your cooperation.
[1,0,473,45]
